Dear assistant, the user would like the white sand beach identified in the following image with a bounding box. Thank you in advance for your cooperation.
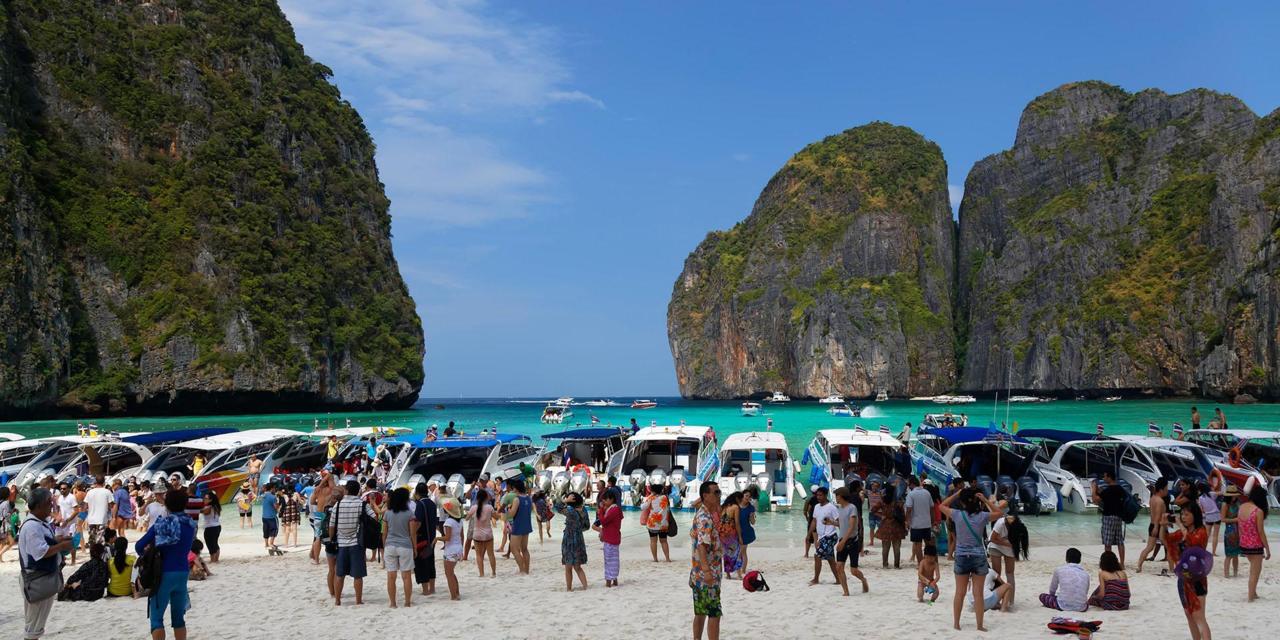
[3,511,1277,639]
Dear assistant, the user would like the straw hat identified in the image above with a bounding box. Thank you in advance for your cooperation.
[441,497,463,520]
[1223,484,1241,497]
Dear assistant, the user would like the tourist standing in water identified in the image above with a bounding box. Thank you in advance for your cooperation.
[690,481,723,640]
[1191,406,1201,430]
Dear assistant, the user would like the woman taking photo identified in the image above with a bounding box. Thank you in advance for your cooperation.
[554,491,590,592]
[939,488,1004,633]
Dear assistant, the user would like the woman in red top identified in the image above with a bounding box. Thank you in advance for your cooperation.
[1167,502,1210,640]
[592,491,624,587]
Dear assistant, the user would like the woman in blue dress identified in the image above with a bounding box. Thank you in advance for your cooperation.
[740,486,759,573]
[554,491,590,591]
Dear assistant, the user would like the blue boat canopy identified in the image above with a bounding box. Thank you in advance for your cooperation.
[541,428,624,440]
[1016,428,1103,443]
[406,433,529,449]
[121,428,237,447]
[918,427,1031,445]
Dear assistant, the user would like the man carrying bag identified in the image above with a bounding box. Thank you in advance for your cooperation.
[18,488,72,640]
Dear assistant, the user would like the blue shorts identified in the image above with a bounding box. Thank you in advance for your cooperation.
[953,553,990,576]
[336,546,367,578]
[261,517,279,539]
[149,571,189,631]
[310,512,325,538]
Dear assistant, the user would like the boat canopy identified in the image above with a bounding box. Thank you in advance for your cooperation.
[1113,435,1209,450]
[816,429,901,449]
[628,426,712,442]
[0,433,23,442]
[1190,429,1280,441]
[305,427,411,438]
[178,429,303,451]
[1016,428,1105,443]
[113,428,235,447]
[541,428,626,441]
[721,432,787,450]
[400,434,530,449]
[919,427,1031,445]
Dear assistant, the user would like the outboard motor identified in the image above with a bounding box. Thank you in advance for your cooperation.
[865,472,887,490]
[569,468,590,494]
[426,474,447,491]
[445,474,466,501]
[754,472,772,497]
[996,475,1019,511]
[976,474,996,498]
[733,475,750,493]
[649,468,669,490]
[628,469,648,505]
[551,471,570,498]
[535,470,553,494]
[1017,476,1041,514]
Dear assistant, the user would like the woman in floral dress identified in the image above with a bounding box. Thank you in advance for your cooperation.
[554,491,590,591]
[719,491,744,578]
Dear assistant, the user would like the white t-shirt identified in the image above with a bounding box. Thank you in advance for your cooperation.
[988,518,1013,556]
[145,502,169,524]
[443,516,464,556]
[57,493,78,521]
[813,502,840,538]
[84,487,114,525]
[968,571,1000,608]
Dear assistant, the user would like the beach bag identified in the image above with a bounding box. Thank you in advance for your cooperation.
[137,545,164,591]
[666,513,678,537]
[1121,493,1140,524]
[19,519,63,603]
[742,570,770,592]
[360,505,382,550]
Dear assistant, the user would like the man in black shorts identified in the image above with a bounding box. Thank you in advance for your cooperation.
[904,475,934,563]
[835,487,869,593]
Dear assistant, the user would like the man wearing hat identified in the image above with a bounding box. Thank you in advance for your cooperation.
[1135,478,1170,574]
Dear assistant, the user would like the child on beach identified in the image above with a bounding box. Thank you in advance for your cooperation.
[918,544,940,603]
[236,484,256,528]
[440,498,464,601]
[189,539,212,581]
[1221,485,1241,577]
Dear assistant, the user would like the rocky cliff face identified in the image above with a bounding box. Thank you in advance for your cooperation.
[668,123,958,399]
[0,0,424,417]
[958,81,1280,398]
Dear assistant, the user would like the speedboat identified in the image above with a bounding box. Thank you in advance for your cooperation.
[805,428,906,494]
[1009,395,1051,403]
[630,399,657,409]
[554,397,574,407]
[932,394,977,404]
[1183,429,1280,507]
[388,433,542,502]
[717,432,796,509]
[1102,396,1121,402]
[827,404,860,417]
[536,427,629,500]
[0,439,58,484]
[766,391,791,403]
[1018,428,1113,513]
[541,404,573,424]
[913,426,1056,514]
[741,402,762,417]
[177,429,304,502]
[583,399,621,407]
[0,432,23,442]
[13,433,145,491]
[607,425,719,509]
[260,427,413,484]
[818,394,845,404]
[922,412,968,428]
[29,429,237,488]
[1042,436,1162,508]
[1112,436,1266,498]
[875,390,889,402]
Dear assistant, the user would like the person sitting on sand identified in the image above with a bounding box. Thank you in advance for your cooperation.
[58,542,108,601]
[1087,550,1130,610]
[918,543,940,603]
[967,566,1012,612]
[188,539,211,581]
[1039,547,1090,612]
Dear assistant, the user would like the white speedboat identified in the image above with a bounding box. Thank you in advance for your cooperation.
[259,426,413,484]
[536,427,629,501]
[805,429,905,492]
[827,404,860,417]
[913,426,1056,514]
[1183,429,1280,507]
[766,391,791,403]
[875,390,889,402]
[1102,396,1121,402]
[389,433,542,501]
[1017,428,1111,513]
[0,432,23,442]
[932,394,977,404]
[1,438,58,482]
[741,402,762,417]
[818,394,845,404]
[717,431,796,509]
[1112,436,1267,500]
[922,412,968,428]
[26,428,237,488]
[607,425,719,509]
[156,429,303,502]
[541,403,573,424]
[630,399,657,409]
[1009,395,1047,403]
[553,397,574,407]
[582,399,621,407]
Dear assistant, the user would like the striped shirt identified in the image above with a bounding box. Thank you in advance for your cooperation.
[333,495,376,548]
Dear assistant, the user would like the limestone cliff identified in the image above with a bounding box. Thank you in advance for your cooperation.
[0,0,424,417]
[668,123,958,399]
[958,81,1280,398]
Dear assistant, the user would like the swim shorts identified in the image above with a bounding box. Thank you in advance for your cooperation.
[691,585,722,617]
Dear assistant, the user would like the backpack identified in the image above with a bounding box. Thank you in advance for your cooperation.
[360,503,382,550]
[137,545,164,591]
[742,570,770,592]
[1121,492,1140,524]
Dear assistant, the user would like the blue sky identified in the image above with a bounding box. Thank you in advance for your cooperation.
[278,1,1280,397]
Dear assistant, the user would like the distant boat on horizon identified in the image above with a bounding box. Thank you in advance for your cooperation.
[631,399,657,409]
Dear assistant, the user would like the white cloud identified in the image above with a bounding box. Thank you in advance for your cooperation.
[279,0,597,227]
[731,152,751,162]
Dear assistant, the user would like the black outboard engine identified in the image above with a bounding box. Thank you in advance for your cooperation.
[996,475,1019,512]
[1016,476,1040,514]
[865,472,887,490]
[976,474,996,498]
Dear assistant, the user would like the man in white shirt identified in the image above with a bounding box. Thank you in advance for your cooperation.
[54,483,79,564]
[808,487,845,593]
[1039,547,1090,612]
[82,476,114,546]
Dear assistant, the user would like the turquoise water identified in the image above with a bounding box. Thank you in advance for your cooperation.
[4,397,1278,464]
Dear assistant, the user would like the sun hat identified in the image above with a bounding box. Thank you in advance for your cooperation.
[1223,485,1241,497]
[441,497,463,520]
[1176,546,1214,580]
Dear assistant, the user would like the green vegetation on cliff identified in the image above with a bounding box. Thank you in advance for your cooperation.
[1,0,423,412]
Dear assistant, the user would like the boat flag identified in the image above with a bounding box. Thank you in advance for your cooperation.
[854,426,867,435]
[562,447,571,467]
[879,425,890,434]
[1147,422,1161,437]
[1012,421,1019,433]
[591,414,600,424]
[1172,422,1184,438]
[766,418,774,431]
[1095,423,1104,437]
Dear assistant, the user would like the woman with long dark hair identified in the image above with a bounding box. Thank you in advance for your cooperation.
[1168,502,1210,640]
[1237,483,1271,601]
[720,491,744,578]
[466,489,496,577]
[201,489,222,563]
[554,491,590,591]
[939,487,1004,632]
[987,513,1029,611]
[382,487,419,608]
[107,536,137,598]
